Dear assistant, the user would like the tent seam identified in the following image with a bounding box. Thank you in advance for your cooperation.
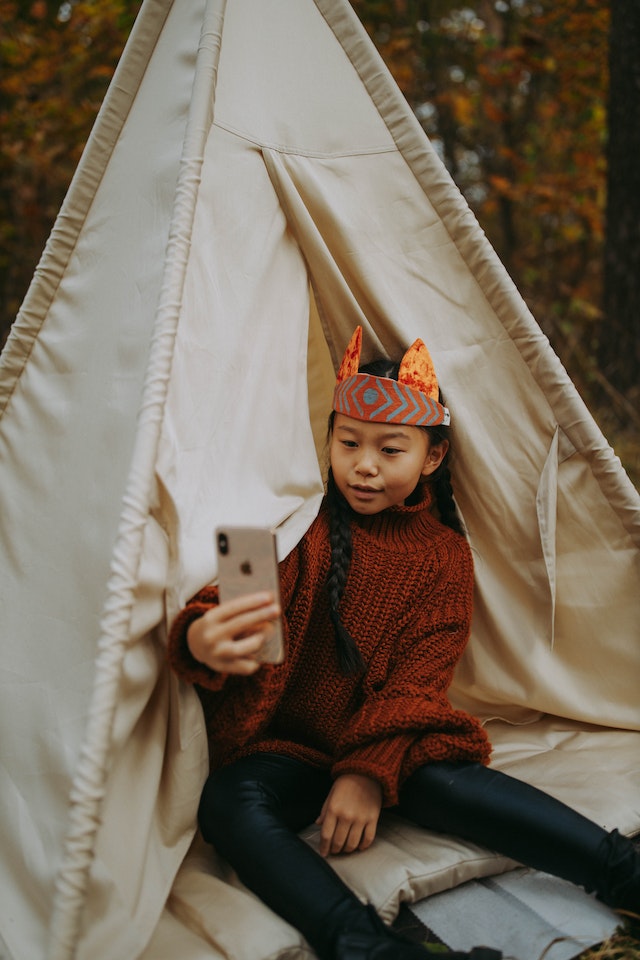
[213,118,396,159]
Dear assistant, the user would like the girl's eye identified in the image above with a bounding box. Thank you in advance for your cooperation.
[341,440,358,448]
[383,447,403,455]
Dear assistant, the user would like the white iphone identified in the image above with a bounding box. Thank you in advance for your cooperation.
[215,526,285,664]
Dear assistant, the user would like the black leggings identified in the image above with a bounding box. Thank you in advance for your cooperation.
[198,754,618,958]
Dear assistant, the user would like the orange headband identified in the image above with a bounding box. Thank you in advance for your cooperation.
[332,327,450,427]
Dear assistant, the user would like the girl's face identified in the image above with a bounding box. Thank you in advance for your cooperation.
[330,413,448,515]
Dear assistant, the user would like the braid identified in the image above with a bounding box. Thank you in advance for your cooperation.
[431,461,465,536]
[424,402,465,536]
[326,469,365,675]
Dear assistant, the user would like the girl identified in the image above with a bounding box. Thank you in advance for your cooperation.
[168,327,639,960]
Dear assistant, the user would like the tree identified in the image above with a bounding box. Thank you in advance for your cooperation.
[602,0,640,400]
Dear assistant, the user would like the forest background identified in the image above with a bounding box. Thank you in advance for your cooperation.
[1,0,638,486]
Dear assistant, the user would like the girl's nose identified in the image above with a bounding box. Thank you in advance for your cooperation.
[356,453,378,476]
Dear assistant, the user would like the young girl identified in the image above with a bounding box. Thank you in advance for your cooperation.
[168,327,639,960]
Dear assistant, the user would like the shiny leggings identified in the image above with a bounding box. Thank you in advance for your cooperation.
[198,754,621,959]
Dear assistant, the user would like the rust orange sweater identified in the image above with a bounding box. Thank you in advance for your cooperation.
[168,485,490,806]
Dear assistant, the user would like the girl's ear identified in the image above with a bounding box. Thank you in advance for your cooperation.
[421,439,449,477]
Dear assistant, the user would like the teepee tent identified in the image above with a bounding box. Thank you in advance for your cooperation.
[1,1,638,958]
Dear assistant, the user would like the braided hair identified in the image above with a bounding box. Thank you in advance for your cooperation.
[325,358,464,674]
[326,465,365,674]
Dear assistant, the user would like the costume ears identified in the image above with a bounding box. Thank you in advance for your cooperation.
[336,325,440,402]
[398,338,439,402]
[336,326,363,382]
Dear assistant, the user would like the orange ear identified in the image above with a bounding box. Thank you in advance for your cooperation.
[398,339,439,401]
[336,326,362,382]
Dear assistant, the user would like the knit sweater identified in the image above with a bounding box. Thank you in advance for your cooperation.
[167,485,491,806]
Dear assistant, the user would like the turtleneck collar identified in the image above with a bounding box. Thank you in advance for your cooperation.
[347,481,448,550]
[351,480,433,521]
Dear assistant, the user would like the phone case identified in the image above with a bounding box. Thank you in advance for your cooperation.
[215,526,285,664]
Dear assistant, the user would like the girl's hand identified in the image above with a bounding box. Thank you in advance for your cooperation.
[186,592,280,675]
[316,774,382,857]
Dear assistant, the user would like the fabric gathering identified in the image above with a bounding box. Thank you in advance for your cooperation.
[0,2,638,960]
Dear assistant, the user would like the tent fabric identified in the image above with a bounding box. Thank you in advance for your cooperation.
[0,1,638,959]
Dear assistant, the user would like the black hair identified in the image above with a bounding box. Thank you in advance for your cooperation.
[325,356,464,675]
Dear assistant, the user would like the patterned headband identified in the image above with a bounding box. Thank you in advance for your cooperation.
[332,326,450,427]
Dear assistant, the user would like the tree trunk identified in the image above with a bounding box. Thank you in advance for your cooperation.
[602,0,640,395]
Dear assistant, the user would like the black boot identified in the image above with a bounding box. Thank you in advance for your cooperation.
[594,829,640,919]
[333,904,502,960]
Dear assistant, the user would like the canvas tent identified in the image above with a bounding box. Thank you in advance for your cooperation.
[1,1,639,958]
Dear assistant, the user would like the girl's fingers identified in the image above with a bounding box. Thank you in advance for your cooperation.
[224,656,262,676]
[188,594,281,672]
[214,633,265,661]
[211,632,265,670]
[359,820,377,851]
[342,823,366,855]
[329,821,352,855]
[203,602,280,641]
[211,592,277,622]
[317,811,337,857]
[315,774,381,857]
[317,807,358,857]
[319,818,362,857]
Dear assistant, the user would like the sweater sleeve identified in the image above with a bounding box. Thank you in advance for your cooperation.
[331,537,490,805]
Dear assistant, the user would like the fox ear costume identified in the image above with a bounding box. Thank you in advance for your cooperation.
[333,326,450,427]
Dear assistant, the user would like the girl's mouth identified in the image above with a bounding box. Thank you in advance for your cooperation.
[351,485,381,497]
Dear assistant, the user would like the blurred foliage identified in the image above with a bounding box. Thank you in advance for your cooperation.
[353,0,607,304]
[0,0,637,484]
[0,0,141,335]
[602,0,640,415]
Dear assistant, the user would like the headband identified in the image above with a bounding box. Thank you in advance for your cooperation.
[332,327,450,427]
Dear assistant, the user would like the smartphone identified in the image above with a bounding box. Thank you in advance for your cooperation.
[214,526,285,664]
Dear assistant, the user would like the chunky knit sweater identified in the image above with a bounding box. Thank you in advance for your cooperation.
[168,485,491,806]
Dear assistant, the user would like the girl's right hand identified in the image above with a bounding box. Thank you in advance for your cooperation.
[186,592,280,675]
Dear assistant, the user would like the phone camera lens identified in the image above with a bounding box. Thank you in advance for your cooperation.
[218,532,229,555]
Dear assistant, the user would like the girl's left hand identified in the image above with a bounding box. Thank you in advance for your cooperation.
[316,773,383,857]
